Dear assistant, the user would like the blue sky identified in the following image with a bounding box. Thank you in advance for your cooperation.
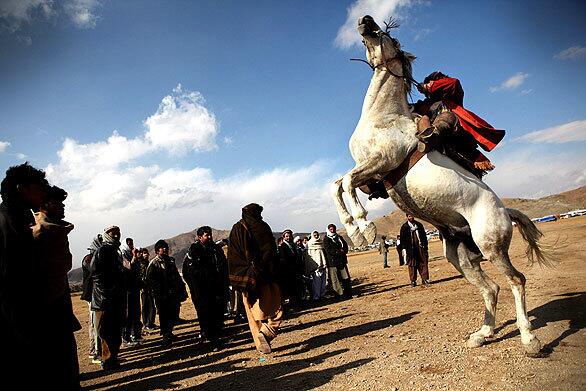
[1,0,585,265]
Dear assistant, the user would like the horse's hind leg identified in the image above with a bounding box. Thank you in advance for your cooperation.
[469,213,542,356]
[488,251,541,356]
[443,233,499,348]
[330,179,366,246]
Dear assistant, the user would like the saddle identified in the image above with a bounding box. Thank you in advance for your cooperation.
[359,148,426,200]
[359,128,487,200]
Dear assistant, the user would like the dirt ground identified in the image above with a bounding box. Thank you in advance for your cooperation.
[75,216,586,390]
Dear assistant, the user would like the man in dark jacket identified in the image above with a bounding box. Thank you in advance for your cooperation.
[0,163,70,387]
[323,223,352,299]
[90,225,126,370]
[399,213,430,287]
[122,246,143,345]
[396,234,405,266]
[227,203,282,354]
[183,226,229,347]
[32,185,81,384]
[82,234,102,363]
[147,240,187,346]
[139,248,157,330]
[278,229,304,310]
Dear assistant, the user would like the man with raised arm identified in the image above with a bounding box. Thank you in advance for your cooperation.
[413,71,505,175]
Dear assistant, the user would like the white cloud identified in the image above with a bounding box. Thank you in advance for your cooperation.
[59,159,345,267]
[489,72,529,93]
[486,148,586,199]
[15,153,27,160]
[516,119,586,144]
[47,85,219,184]
[43,85,223,220]
[46,133,150,185]
[414,27,432,42]
[0,141,10,153]
[0,0,53,33]
[0,0,101,33]
[145,85,218,154]
[335,0,416,48]
[554,45,586,60]
[64,0,101,29]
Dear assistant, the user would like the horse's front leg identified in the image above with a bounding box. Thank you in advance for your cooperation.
[331,179,367,247]
[341,155,388,244]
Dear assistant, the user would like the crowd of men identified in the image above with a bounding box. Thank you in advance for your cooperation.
[0,163,358,389]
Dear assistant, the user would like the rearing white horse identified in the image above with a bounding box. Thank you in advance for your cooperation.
[332,15,552,355]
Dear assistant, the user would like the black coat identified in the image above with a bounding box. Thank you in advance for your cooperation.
[399,220,428,262]
[0,201,43,345]
[323,234,348,268]
[80,252,93,302]
[183,241,229,304]
[278,242,303,273]
[0,201,80,387]
[124,257,143,292]
[90,243,125,311]
[147,255,187,307]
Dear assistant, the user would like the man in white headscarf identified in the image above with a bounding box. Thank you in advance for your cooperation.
[305,231,327,300]
[323,224,352,299]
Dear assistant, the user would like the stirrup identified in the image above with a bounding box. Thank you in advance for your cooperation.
[417,126,437,140]
[417,140,431,153]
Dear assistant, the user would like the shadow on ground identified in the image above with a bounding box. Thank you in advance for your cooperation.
[81,309,417,390]
[491,291,586,356]
[276,311,419,357]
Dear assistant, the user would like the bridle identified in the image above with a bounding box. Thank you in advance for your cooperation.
[351,30,421,90]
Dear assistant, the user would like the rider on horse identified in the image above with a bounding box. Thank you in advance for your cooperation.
[412,71,505,175]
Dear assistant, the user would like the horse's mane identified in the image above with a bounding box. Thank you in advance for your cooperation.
[398,49,415,94]
[385,17,415,95]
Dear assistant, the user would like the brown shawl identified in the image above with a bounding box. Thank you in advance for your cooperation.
[227,203,278,292]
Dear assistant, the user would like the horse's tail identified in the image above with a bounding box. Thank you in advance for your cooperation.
[507,208,557,267]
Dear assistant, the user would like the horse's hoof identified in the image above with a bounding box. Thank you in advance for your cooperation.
[523,336,542,357]
[466,334,486,348]
[362,221,377,244]
[348,226,367,247]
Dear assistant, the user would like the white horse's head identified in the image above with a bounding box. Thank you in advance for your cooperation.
[357,15,416,93]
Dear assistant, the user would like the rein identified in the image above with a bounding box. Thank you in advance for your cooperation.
[350,30,422,90]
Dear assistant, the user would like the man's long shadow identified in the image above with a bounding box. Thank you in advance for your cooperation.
[194,349,373,391]
[83,347,247,390]
[276,311,419,357]
[80,313,356,385]
[491,291,586,356]
[352,274,462,297]
[113,348,371,391]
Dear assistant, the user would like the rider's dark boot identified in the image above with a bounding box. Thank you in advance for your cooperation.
[417,126,439,152]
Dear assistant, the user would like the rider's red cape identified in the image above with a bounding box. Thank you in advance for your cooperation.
[427,77,505,152]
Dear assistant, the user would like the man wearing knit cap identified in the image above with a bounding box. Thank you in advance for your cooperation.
[90,225,126,370]
[147,239,187,346]
[227,203,282,354]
